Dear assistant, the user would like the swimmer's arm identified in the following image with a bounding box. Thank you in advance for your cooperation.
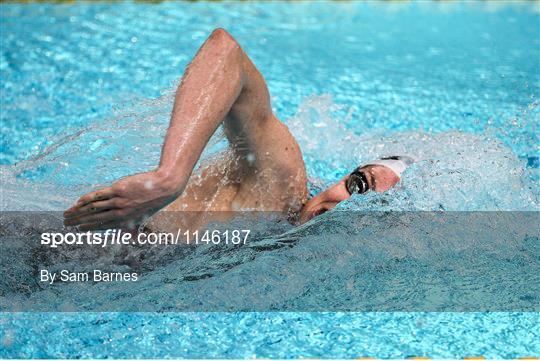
[64,28,305,230]
[64,29,242,230]
[157,28,306,207]
[156,28,244,186]
[158,28,303,185]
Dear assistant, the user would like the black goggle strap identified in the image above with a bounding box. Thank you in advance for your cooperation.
[345,168,369,195]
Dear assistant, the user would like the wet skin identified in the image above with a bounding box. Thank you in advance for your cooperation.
[64,28,401,232]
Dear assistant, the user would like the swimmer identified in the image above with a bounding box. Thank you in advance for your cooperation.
[64,29,413,232]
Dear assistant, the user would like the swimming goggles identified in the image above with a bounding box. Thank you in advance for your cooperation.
[345,155,415,195]
[345,168,370,195]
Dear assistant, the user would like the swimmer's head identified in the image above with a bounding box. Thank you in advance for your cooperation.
[299,156,414,223]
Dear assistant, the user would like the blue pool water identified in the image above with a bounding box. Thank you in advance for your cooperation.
[1,1,539,358]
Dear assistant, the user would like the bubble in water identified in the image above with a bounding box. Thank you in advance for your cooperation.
[246,153,256,165]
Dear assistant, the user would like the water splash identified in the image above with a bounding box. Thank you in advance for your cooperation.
[1,94,537,212]
[287,95,538,212]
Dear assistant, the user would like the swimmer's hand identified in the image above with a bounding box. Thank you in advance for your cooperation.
[63,170,184,231]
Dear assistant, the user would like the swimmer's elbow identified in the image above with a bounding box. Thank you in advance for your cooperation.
[209,28,240,50]
[210,28,232,40]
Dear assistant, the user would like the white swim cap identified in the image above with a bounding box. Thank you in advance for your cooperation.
[364,155,415,178]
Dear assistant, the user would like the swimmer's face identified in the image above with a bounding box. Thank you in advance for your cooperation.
[299,165,400,224]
